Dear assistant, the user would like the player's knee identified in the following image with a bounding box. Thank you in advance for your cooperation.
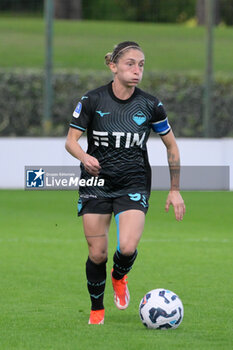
[119,243,136,256]
[89,249,108,265]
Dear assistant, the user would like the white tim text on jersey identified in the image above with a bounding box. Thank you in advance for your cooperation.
[93,131,146,148]
[93,131,109,146]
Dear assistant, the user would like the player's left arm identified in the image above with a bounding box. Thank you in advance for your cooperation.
[160,130,186,221]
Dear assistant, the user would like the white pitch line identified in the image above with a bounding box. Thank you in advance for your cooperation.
[0,237,81,244]
[140,238,232,244]
[0,237,232,244]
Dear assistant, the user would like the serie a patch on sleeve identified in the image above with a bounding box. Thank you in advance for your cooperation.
[73,102,82,118]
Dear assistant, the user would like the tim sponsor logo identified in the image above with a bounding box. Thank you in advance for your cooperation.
[93,131,146,148]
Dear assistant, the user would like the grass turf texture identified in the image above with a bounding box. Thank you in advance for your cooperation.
[0,190,232,350]
[0,17,233,74]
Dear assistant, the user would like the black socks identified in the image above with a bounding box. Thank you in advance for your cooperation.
[86,257,107,311]
[86,250,138,310]
[112,249,138,280]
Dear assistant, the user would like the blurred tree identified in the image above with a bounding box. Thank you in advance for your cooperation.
[0,0,232,25]
[54,0,82,19]
[196,0,205,24]
[196,0,220,25]
[0,0,43,12]
[220,0,233,25]
[83,0,196,23]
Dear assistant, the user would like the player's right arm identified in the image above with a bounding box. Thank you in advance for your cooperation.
[65,94,101,176]
[65,127,101,177]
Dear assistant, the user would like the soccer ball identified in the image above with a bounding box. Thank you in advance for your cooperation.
[139,288,184,330]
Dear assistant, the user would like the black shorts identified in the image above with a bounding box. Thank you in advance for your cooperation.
[77,193,149,216]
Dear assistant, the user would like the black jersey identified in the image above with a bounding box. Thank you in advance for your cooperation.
[70,81,171,198]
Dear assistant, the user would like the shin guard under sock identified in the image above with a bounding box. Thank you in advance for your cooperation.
[112,249,138,280]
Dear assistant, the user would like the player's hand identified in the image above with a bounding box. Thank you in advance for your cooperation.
[82,154,101,176]
[165,191,185,221]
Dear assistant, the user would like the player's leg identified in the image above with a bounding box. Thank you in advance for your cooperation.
[113,209,145,280]
[115,209,145,256]
[111,194,148,310]
[78,197,113,324]
[83,213,111,264]
[83,213,112,324]
[111,209,145,309]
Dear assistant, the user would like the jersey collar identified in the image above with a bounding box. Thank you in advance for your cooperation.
[108,81,139,104]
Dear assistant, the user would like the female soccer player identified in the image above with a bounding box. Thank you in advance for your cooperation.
[65,41,185,324]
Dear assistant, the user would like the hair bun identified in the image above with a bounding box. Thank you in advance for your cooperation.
[105,52,112,66]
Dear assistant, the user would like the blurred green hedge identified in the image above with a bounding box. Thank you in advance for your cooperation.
[1,0,233,25]
[0,70,232,138]
[82,0,196,23]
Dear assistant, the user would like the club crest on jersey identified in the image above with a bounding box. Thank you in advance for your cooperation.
[132,111,146,126]
[73,102,82,118]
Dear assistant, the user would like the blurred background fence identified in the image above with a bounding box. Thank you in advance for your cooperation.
[0,0,233,137]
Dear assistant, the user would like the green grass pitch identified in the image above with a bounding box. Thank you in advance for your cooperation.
[0,17,233,74]
[0,190,232,349]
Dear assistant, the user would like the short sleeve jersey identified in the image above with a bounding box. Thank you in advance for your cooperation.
[70,81,171,199]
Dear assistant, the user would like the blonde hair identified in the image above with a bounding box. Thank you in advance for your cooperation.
[105,41,142,66]
[105,52,112,66]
